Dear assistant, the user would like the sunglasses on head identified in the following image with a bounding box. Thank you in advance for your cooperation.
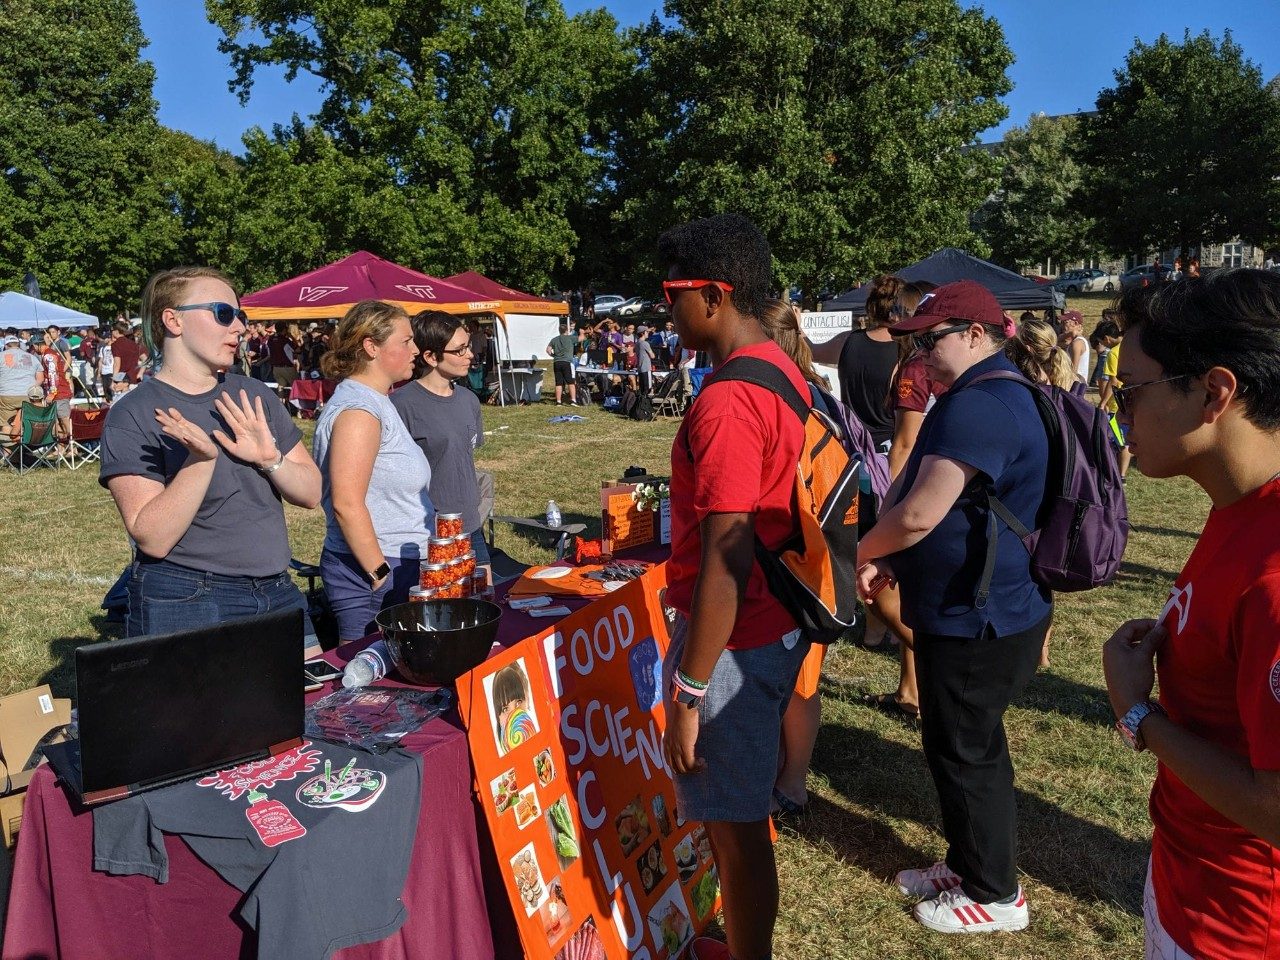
[914,322,972,352]
[662,279,735,305]
[173,302,248,327]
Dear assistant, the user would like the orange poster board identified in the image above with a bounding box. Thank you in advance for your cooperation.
[456,567,720,959]
[602,483,654,554]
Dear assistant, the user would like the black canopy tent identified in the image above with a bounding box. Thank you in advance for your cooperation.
[823,248,1065,314]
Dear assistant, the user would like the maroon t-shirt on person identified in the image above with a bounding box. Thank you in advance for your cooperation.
[112,335,142,383]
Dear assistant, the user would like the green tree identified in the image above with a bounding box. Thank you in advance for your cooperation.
[611,0,1012,301]
[974,114,1097,270]
[206,0,632,291]
[0,0,170,317]
[1078,31,1280,268]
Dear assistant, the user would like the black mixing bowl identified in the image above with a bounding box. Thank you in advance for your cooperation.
[374,599,503,685]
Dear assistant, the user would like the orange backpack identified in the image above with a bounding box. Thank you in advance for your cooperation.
[696,356,862,643]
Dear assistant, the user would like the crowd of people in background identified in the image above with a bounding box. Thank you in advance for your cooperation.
[25,214,1274,960]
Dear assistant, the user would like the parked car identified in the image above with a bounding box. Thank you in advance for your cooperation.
[614,296,649,316]
[1050,268,1118,294]
[592,294,627,314]
[1119,264,1175,292]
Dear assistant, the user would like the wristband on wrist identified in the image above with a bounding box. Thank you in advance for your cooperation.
[675,669,708,691]
[260,449,285,474]
[671,673,708,701]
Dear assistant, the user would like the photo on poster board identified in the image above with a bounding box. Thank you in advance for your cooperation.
[615,795,652,856]
[645,881,694,956]
[511,842,549,916]
[539,879,573,947]
[491,768,519,814]
[554,918,604,960]
[691,867,721,921]
[534,748,555,787]
[635,839,668,894]
[546,796,580,869]
[484,658,541,756]
[673,832,698,882]
[513,784,542,829]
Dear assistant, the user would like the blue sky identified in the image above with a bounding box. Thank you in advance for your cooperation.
[136,0,1280,153]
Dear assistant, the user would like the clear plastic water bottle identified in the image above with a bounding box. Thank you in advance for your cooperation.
[545,499,562,528]
[342,639,391,689]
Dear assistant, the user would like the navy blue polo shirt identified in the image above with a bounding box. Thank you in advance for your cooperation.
[889,350,1051,638]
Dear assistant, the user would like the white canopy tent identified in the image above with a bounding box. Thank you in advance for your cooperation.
[0,291,97,329]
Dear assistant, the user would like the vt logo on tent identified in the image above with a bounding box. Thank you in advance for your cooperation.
[298,285,349,303]
[394,284,436,299]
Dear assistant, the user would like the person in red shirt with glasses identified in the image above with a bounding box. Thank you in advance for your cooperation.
[658,214,811,960]
[1103,269,1280,960]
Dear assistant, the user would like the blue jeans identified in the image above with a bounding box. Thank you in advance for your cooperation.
[469,528,491,565]
[127,559,315,646]
[320,549,418,641]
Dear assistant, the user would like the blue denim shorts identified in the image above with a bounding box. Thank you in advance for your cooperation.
[662,614,810,822]
[127,558,315,647]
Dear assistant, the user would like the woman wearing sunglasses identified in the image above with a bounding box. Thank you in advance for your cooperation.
[855,280,1050,936]
[99,266,323,646]
[391,311,489,569]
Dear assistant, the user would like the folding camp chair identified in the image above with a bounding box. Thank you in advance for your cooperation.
[3,402,66,472]
[68,404,108,469]
[652,372,687,418]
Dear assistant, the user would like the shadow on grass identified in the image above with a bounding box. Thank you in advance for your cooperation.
[1016,670,1115,728]
[810,719,1146,916]
[1129,524,1200,542]
[36,615,123,700]
[1115,560,1179,584]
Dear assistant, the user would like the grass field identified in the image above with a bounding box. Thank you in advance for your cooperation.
[0,292,1197,958]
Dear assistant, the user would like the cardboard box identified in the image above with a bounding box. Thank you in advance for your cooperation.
[1,684,72,848]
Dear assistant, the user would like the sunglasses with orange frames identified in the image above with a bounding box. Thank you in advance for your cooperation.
[662,279,736,304]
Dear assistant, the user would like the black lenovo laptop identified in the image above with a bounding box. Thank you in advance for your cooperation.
[45,609,304,806]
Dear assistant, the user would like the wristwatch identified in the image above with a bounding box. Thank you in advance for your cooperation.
[1117,699,1167,752]
[671,685,701,709]
[367,562,391,586]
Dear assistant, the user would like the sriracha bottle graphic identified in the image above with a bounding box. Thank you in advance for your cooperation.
[244,787,307,847]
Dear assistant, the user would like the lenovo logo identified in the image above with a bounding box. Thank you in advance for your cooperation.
[109,658,150,672]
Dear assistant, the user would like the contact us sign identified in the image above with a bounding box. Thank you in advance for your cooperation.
[456,568,720,960]
[799,309,854,344]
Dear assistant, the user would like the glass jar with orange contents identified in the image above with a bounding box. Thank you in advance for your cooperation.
[427,538,453,564]
[438,579,466,599]
[447,533,471,560]
[419,561,451,590]
[455,552,477,580]
[409,586,439,603]
[435,513,464,539]
[445,557,468,585]
[471,570,493,601]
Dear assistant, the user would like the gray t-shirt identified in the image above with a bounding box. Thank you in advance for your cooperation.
[0,346,42,396]
[98,373,302,577]
[547,334,576,363]
[636,338,655,373]
[389,381,485,534]
[312,379,434,560]
[92,740,421,960]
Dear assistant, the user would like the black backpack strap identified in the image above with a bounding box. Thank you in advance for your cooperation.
[702,356,811,425]
[957,368,1040,610]
[682,355,812,462]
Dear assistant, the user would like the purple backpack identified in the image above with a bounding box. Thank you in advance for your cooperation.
[968,370,1129,604]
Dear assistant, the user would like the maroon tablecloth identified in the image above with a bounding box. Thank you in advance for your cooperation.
[2,711,513,960]
[2,554,667,960]
[289,379,337,405]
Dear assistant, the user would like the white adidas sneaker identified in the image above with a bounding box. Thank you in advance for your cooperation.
[912,886,1029,934]
[895,861,962,899]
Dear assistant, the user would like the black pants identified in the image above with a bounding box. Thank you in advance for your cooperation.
[638,371,652,395]
[915,611,1050,903]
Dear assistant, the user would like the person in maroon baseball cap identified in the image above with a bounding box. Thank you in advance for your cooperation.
[856,278,1052,935]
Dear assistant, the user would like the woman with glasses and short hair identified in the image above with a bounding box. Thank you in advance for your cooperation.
[99,267,323,646]
[312,301,434,641]
[857,279,1051,936]
[391,311,489,569]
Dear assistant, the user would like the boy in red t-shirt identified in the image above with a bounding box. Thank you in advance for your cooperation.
[1104,269,1280,960]
[657,215,811,960]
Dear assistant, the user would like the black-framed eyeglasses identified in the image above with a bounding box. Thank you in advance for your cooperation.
[174,302,248,327]
[1113,375,1189,416]
[915,322,972,352]
[441,344,474,357]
